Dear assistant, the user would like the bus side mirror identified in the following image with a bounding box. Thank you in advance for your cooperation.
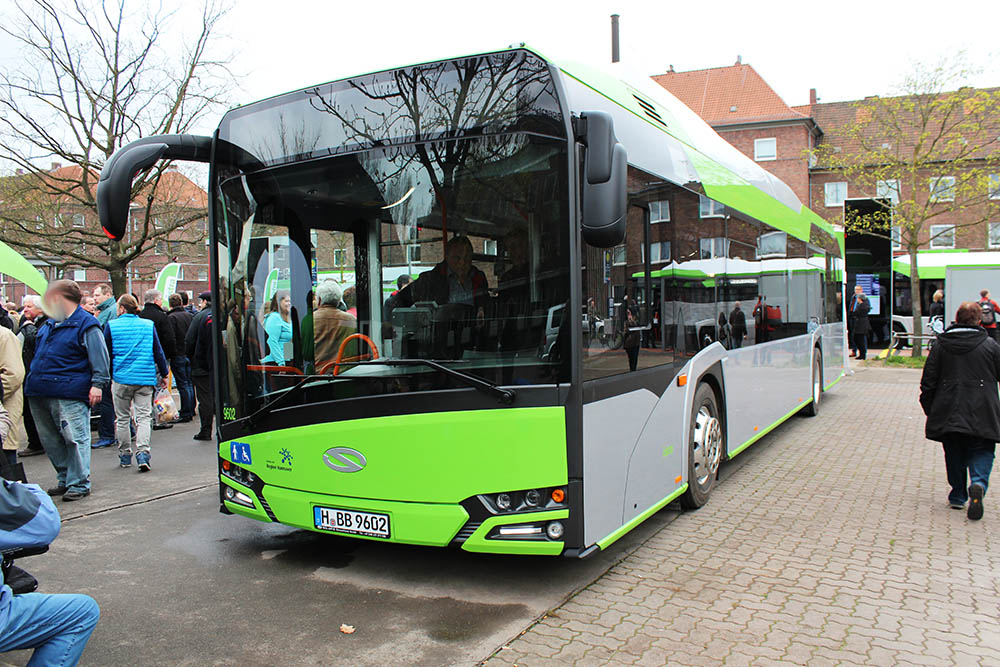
[579,111,627,248]
[97,134,213,241]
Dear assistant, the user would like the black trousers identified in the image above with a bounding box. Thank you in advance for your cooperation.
[625,345,639,372]
[22,399,42,451]
[193,373,214,435]
[853,332,868,359]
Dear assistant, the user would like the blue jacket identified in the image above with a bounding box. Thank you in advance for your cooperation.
[25,306,104,403]
[105,314,168,386]
[0,480,60,629]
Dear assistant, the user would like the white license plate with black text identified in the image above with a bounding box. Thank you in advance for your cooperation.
[313,506,390,539]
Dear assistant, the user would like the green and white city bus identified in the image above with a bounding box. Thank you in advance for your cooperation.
[97,46,845,556]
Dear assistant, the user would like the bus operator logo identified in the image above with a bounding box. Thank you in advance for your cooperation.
[323,447,367,473]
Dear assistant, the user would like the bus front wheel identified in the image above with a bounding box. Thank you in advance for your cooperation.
[801,349,822,417]
[680,383,723,510]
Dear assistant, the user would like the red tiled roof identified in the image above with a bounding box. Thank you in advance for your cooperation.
[652,63,808,125]
[17,164,206,208]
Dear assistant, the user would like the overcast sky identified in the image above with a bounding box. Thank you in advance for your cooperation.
[218,0,999,111]
[1,0,998,138]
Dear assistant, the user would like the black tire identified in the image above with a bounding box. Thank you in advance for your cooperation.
[892,324,909,349]
[801,349,822,417]
[680,383,724,510]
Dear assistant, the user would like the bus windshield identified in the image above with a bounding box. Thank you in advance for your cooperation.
[211,53,570,420]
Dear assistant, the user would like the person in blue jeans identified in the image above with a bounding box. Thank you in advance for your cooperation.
[24,281,109,502]
[920,301,1000,520]
[0,402,99,665]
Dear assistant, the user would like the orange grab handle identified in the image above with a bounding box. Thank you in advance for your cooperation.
[332,333,379,376]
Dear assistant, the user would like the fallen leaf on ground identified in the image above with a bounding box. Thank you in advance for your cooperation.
[340,624,356,634]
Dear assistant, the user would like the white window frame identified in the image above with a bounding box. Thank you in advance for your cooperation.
[198,267,208,281]
[753,137,777,162]
[988,174,1000,201]
[988,222,1000,249]
[700,237,730,260]
[612,244,627,266]
[698,195,725,218]
[483,239,498,256]
[406,245,421,263]
[649,200,670,223]
[929,176,956,203]
[929,224,955,249]
[72,268,87,281]
[756,231,787,258]
[876,179,900,205]
[891,225,901,250]
[652,240,671,264]
[72,213,85,228]
[154,240,165,255]
[333,248,348,267]
[824,181,848,207]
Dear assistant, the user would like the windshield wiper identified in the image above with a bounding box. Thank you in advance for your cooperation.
[244,376,341,429]
[350,359,516,405]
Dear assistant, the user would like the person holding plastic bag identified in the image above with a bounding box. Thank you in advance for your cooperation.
[103,295,168,472]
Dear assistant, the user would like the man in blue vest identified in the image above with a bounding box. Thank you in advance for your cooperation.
[104,295,168,471]
[24,280,109,502]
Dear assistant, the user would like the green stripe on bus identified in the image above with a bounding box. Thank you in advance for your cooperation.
[728,398,812,458]
[824,372,845,392]
[597,484,689,551]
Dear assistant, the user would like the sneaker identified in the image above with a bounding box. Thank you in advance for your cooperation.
[152,423,173,431]
[174,416,193,423]
[119,454,133,468]
[949,501,965,510]
[18,447,45,457]
[968,484,985,520]
[91,438,115,449]
[46,485,67,496]
[193,432,213,441]
[62,489,90,502]
[136,452,151,472]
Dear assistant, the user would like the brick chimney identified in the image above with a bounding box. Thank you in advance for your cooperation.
[809,88,817,105]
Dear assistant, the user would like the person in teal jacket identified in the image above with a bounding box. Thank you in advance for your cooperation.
[103,295,168,472]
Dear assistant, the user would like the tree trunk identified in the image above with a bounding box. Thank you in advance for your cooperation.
[909,247,924,357]
[110,265,128,298]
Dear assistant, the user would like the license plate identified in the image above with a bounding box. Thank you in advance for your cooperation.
[313,506,390,539]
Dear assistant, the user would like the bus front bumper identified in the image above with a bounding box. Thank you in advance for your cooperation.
[220,477,567,555]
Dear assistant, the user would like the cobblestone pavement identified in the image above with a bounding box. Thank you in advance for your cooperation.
[486,367,1000,666]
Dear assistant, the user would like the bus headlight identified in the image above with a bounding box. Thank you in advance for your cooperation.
[495,493,512,511]
[223,485,255,508]
[524,489,541,507]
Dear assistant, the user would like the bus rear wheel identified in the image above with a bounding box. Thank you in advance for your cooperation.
[680,383,723,510]
[801,349,822,417]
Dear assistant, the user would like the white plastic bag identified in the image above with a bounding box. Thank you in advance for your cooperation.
[153,386,177,424]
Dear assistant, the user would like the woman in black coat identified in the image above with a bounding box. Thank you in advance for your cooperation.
[849,286,871,360]
[919,301,1000,520]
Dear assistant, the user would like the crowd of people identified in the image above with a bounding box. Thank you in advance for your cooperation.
[0,280,215,498]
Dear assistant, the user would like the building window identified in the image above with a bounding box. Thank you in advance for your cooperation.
[876,179,900,205]
[483,239,498,256]
[929,176,955,203]
[72,213,85,228]
[153,217,163,229]
[72,269,86,281]
[642,241,671,264]
[698,195,725,218]
[612,244,626,265]
[407,245,421,263]
[989,174,1000,200]
[824,181,848,207]
[198,268,208,281]
[989,222,1000,249]
[891,225,901,250]
[333,248,348,267]
[753,137,777,161]
[649,200,670,223]
[154,240,166,255]
[929,224,955,249]
[756,231,787,258]
[700,237,729,259]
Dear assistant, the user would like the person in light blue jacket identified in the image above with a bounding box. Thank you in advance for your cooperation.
[103,295,168,472]
[0,398,100,666]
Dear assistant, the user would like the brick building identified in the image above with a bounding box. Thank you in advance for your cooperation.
[0,164,210,304]
[654,60,1000,254]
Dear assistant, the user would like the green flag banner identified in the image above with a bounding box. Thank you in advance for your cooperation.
[155,263,181,296]
[0,240,48,296]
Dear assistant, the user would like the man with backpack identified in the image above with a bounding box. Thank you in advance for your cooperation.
[978,289,999,341]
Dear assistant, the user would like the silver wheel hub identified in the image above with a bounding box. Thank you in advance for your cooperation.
[692,406,722,486]
[813,367,821,404]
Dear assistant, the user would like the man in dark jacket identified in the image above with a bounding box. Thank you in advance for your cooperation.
[167,294,195,423]
[848,286,870,360]
[920,301,1000,520]
[729,302,747,348]
[398,236,489,314]
[186,294,214,441]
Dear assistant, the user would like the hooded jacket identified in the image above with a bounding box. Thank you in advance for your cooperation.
[920,324,1000,442]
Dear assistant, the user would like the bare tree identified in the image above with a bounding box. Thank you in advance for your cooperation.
[813,56,1000,356]
[0,0,233,294]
